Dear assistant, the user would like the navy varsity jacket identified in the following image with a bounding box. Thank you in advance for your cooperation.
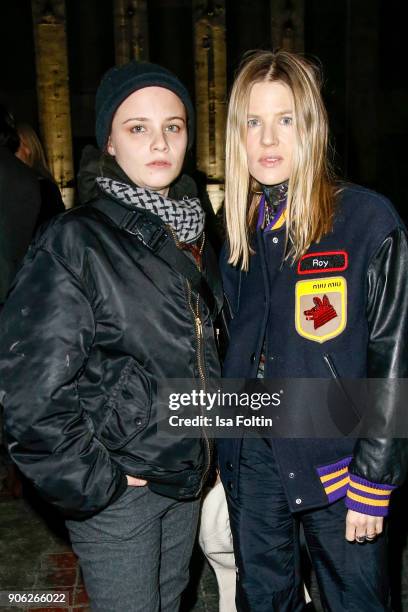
[218,184,408,516]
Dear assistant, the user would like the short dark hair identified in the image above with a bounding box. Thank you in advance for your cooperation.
[0,104,20,153]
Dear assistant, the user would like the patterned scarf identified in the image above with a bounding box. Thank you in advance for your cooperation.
[96,177,205,244]
[257,180,289,231]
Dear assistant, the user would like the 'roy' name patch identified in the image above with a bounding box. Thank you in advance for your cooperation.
[297,251,348,275]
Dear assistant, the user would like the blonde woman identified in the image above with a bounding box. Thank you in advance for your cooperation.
[15,123,64,228]
[218,50,408,611]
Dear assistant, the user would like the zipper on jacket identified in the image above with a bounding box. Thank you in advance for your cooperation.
[167,225,212,495]
[186,241,212,495]
[189,288,212,496]
[186,282,207,390]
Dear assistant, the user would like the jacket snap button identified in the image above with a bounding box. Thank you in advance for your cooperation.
[289,472,295,478]
[295,498,302,504]
[226,461,233,471]
[272,237,279,244]
[250,353,256,363]
[227,481,234,491]
[135,417,142,426]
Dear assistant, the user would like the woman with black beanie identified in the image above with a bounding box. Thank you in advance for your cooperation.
[0,61,222,611]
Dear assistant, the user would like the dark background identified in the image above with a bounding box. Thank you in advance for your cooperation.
[0,0,407,221]
[0,3,407,609]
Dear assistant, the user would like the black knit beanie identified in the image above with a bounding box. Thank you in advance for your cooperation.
[95,60,195,151]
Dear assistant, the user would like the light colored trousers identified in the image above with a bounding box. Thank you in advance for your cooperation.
[199,480,237,612]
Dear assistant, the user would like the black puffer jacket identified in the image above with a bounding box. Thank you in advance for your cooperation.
[0,172,223,519]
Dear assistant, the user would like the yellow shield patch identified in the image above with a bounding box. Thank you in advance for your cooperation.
[295,276,347,343]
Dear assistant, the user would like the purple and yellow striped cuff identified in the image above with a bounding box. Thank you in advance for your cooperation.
[316,457,352,504]
[345,474,396,517]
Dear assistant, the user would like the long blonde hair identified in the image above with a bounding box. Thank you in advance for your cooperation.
[16,123,55,182]
[225,50,336,270]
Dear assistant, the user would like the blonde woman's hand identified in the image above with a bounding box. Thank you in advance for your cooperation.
[345,509,383,543]
[126,475,148,487]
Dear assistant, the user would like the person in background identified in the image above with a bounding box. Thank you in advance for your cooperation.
[15,123,65,229]
[0,61,222,611]
[0,105,40,497]
[0,106,40,308]
[218,49,408,611]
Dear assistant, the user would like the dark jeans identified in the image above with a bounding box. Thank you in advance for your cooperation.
[66,485,200,612]
[227,436,390,612]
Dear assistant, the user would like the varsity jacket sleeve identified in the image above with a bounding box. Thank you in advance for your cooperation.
[347,226,408,516]
[0,244,128,518]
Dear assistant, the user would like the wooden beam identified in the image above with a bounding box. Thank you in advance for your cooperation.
[31,0,74,207]
[113,0,149,64]
[270,0,304,52]
[193,0,226,211]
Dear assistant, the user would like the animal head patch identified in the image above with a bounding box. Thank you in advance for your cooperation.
[304,295,338,330]
[295,277,347,343]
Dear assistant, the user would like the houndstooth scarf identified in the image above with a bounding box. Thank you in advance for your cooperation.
[96,177,205,244]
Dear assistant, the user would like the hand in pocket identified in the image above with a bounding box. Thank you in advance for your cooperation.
[126,475,148,487]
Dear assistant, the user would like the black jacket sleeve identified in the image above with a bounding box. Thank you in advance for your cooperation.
[0,245,127,518]
[349,226,408,487]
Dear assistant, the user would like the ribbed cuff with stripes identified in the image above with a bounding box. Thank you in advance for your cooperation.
[316,457,352,504]
[345,473,396,517]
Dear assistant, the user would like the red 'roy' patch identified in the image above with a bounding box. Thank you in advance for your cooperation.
[297,251,348,275]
